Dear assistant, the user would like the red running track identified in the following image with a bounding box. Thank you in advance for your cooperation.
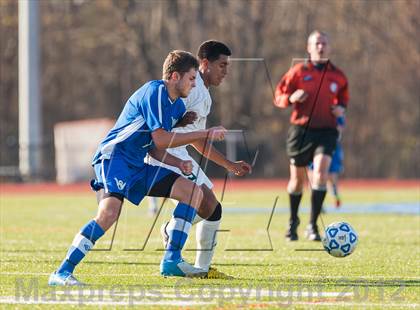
[0,179,418,195]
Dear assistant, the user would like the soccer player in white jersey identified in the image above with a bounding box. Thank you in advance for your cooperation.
[149,41,252,278]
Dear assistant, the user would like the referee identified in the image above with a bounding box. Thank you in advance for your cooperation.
[274,30,349,241]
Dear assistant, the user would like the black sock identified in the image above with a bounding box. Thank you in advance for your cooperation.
[289,193,302,222]
[310,189,327,226]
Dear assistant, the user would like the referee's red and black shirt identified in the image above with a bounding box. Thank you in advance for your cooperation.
[274,61,349,129]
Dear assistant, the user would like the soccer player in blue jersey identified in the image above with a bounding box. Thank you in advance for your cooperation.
[327,141,344,207]
[48,50,227,286]
[327,113,346,208]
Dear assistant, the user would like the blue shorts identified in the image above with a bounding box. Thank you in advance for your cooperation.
[329,143,344,173]
[91,156,178,205]
[308,143,344,174]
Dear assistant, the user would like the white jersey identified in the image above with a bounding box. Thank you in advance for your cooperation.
[148,73,213,188]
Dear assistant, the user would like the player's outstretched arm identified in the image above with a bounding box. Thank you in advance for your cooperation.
[151,126,226,150]
[149,148,192,175]
[191,139,252,176]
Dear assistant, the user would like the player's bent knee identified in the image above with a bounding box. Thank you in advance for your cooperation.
[171,177,203,208]
[196,185,218,218]
[202,185,218,205]
[197,198,214,219]
[181,183,203,208]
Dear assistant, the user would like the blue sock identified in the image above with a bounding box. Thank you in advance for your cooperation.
[332,183,338,197]
[164,203,197,261]
[57,220,105,274]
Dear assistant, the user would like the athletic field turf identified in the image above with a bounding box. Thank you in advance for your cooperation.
[0,180,419,309]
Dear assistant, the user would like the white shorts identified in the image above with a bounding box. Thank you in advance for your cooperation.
[146,147,213,189]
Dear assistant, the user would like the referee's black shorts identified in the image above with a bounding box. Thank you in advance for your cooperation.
[286,125,338,167]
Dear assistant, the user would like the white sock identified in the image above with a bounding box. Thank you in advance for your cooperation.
[148,197,158,212]
[194,219,220,271]
[192,214,204,225]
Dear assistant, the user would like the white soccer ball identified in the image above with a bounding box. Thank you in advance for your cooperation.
[322,222,358,257]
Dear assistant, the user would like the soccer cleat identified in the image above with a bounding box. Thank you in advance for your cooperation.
[202,267,234,279]
[48,271,84,286]
[160,221,169,248]
[305,224,321,241]
[285,217,300,241]
[335,197,341,208]
[160,258,207,278]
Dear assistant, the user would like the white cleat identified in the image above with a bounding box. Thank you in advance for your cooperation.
[48,271,85,286]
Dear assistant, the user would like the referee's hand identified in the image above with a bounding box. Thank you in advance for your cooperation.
[331,105,345,117]
[289,89,308,104]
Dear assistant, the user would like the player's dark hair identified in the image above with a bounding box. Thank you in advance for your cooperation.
[163,50,199,80]
[197,40,231,62]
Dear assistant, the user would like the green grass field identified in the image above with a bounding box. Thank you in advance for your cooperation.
[1,186,419,309]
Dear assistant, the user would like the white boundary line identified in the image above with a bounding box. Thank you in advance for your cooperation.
[2,271,419,281]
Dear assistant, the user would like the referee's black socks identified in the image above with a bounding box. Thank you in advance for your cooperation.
[310,188,327,226]
[288,192,302,222]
